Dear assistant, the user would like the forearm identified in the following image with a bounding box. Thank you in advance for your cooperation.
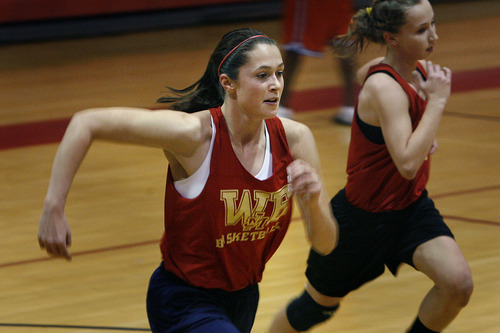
[298,192,338,255]
[402,98,446,176]
[401,61,451,176]
[44,113,93,209]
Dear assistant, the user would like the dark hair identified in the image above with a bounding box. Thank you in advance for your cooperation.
[157,28,277,113]
[334,0,421,57]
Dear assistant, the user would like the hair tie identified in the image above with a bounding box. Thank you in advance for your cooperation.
[366,7,372,16]
[217,35,268,76]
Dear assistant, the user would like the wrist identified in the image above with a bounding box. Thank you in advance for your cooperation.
[297,193,320,208]
[426,96,448,108]
[43,195,66,213]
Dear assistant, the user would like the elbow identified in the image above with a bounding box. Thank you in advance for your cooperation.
[313,238,337,256]
[319,239,337,256]
[71,108,104,132]
[399,168,417,180]
[65,109,99,142]
[313,244,334,256]
[70,109,94,127]
[398,163,419,180]
[396,155,426,180]
[311,229,338,256]
[67,111,89,132]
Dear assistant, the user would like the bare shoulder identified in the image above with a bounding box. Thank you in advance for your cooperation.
[364,72,401,92]
[356,56,384,84]
[138,108,213,156]
[157,108,212,141]
[361,73,410,130]
[191,109,213,137]
[279,117,312,144]
[279,117,317,161]
[362,72,408,105]
[161,109,213,174]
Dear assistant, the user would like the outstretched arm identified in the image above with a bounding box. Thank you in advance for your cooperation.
[38,107,206,259]
[282,119,338,255]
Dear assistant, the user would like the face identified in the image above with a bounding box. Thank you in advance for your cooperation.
[392,0,438,60]
[231,43,284,118]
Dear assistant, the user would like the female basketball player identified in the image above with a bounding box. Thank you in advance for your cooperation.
[37,28,338,333]
[269,1,473,332]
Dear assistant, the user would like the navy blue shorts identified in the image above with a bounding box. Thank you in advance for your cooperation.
[306,189,454,298]
[146,264,259,333]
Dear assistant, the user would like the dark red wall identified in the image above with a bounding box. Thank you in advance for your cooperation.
[0,0,266,23]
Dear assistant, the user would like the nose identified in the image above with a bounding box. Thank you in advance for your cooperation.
[270,74,283,91]
[430,26,438,42]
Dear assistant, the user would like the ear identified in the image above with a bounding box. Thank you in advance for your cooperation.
[383,31,398,46]
[219,74,235,92]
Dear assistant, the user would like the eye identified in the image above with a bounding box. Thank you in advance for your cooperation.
[418,20,435,34]
[257,72,268,79]
[276,70,284,77]
[417,25,427,34]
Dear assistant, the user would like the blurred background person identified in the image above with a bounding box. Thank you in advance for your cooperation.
[278,0,361,125]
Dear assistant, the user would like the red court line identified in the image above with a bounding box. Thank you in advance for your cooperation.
[450,67,500,93]
[290,66,500,112]
[0,118,70,150]
[1,66,499,150]
[1,217,304,269]
[443,215,500,227]
[432,185,500,199]
[0,239,159,269]
[2,189,499,270]
[434,186,500,227]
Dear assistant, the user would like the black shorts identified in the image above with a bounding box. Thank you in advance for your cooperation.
[305,189,454,298]
[147,264,259,333]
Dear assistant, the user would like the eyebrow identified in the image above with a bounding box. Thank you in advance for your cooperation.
[417,15,434,28]
[255,63,285,70]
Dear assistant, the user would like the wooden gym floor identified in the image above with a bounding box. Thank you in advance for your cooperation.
[1,1,499,332]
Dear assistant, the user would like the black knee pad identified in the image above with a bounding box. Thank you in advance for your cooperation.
[286,290,339,331]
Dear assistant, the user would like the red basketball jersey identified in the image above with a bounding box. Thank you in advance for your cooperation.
[345,63,430,212]
[161,107,294,291]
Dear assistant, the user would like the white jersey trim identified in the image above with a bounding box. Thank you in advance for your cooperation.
[174,116,272,199]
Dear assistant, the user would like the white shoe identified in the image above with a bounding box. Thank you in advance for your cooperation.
[334,106,354,125]
[277,106,294,119]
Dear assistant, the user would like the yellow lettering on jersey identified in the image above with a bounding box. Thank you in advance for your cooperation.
[215,227,277,248]
[269,185,291,222]
[216,185,291,248]
[220,189,253,226]
[220,185,290,227]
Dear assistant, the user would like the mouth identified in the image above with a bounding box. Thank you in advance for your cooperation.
[426,45,434,53]
[265,97,279,104]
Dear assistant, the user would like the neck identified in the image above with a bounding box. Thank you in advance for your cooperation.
[383,51,419,82]
[220,103,265,146]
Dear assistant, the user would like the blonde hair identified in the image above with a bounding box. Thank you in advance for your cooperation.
[334,0,422,57]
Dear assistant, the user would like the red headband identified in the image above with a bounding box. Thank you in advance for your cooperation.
[217,34,268,76]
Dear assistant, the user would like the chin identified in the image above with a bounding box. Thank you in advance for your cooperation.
[265,109,278,119]
[263,105,278,113]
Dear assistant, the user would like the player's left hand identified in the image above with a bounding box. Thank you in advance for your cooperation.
[287,159,321,203]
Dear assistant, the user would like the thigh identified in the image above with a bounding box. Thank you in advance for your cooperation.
[413,236,471,287]
[387,193,455,274]
[223,284,259,333]
[146,265,243,333]
[189,320,241,333]
[305,191,388,297]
